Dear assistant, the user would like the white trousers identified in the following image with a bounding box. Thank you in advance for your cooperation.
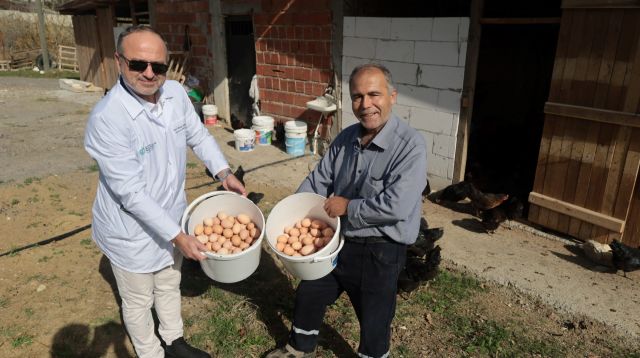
[111,253,184,358]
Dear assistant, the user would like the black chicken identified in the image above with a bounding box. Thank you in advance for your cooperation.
[230,113,245,130]
[610,240,640,278]
[398,217,443,293]
[480,197,524,234]
[436,181,470,203]
[467,182,509,216]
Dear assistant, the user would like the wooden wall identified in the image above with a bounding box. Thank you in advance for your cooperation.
[528,7,640,246]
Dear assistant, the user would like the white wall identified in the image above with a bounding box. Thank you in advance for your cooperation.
[341,17,469,190]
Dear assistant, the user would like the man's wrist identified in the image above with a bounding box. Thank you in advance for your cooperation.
[216,168,232,182]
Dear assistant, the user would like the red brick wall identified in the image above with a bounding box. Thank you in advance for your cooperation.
[253,0,333,124]
[155,0,211,92]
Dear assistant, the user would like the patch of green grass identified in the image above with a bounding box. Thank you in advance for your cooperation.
[80,238,92,246]
[187,162,198,169]
[0,69,80,79]
[11,198,19,206]
[414,270,482,313]
[38,255,51,263]
[0,297,8,308]
[87,163,99,172]
[23,177,40,185]
[24,308,34,318]
[11,334,33,348]
[67,210,84,216]
[26,221,41,228]
[27,196,40,203]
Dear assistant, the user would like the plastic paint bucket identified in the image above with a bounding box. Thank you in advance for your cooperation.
[265,192,343,280]
[180,191,265,283]
[252,115,274,145]
[202,104,218,125]
[233,128,255,152]
[284,120,307,156]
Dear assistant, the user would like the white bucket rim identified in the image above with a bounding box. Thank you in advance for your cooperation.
[234,128,255,137]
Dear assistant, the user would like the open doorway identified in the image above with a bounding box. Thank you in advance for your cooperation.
[225,15,256,130]
[465,3,560,214]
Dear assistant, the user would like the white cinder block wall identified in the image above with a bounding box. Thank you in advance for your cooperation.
[341,17,469,190]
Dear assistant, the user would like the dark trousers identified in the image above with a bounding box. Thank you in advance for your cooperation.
[289,239,407,357]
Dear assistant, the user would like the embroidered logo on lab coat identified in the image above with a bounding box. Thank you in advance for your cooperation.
[138,142,157,156]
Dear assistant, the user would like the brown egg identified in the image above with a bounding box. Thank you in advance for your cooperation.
[300,244,316,256]
[277,235,289,244]
[231,247,242,254]
[231,235,242,247]
[247,222,255,230]
[211,242,222,251]
[301,218,312,228]
[287,236,299,245]
[232,223,243,234]
[208,234,218,243]
[217,235,227,244]
[292,252,302,257]
[317,221,328,230]
[309,228,319,237]
[203,217,214,227]
[221,218,234,229]
[217,247,229,255]
[240,230,250,240]
[276,242,286,252]
[196,235,208,244]
[245,237,254,245]
[283,226,292,234]
[239,242,250,250]
[203,226,213,235]
[194,224,204,236]
[295,221,302,229]
[222,241,233,249]
[323,236,333,245]
[291,241,302,251]
[213,217,221,225]
[217,212,228,221]
[289,228,300,237]
[212,225,223,235]
[283,245,295,256]
[322,227,334,237]
[310,220,322,229]
[302,236,314,246]
[237,214,251,225]
[299,227,309,235]
[250,228,258,238]
[205,242,212,251]
[314,237,324,248]
[223,228,234,238]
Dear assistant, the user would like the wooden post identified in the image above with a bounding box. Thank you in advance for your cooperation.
[36,0,50,71]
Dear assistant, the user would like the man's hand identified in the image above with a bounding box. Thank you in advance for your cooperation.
[223,174,248,197]
[324,196,349,218]
[172,232,207,261]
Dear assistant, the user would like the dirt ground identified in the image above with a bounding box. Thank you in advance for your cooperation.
[1,77,639,357]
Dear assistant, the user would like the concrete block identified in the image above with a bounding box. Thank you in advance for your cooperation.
[432,17,460,42]
[342,57,369,77]
[436,90,462,114]
[375,39,414,62]
[428,153,450,178]
[393,104,412,123]
[433,134,455,158]
[419,130,434,153]
[459,41,467,66]
[459,18,470,42]
[419,65,464,90]
[380,61,418,86]
[355,17,390,39]
[343,17,356,37]
[390,18,432,41]
[343,37,376,58]
[427,174,452,191]
[396,84,438,109]
[410,107,454,134]
[414,41,460,66]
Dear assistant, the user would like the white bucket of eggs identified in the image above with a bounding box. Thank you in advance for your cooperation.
[265,192,343,280]
[180,191,265,283]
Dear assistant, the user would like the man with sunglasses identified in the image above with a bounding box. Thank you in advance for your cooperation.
[85,25,245,358]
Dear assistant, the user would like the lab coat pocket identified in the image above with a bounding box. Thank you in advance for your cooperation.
[117,207,145,239]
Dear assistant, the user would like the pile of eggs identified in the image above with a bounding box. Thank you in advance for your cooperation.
[193,212,260,255]
[275,217,335,256]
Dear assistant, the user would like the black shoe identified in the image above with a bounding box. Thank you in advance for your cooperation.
[165,337,211,358]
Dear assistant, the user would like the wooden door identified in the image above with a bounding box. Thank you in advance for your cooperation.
[528,3,640,246]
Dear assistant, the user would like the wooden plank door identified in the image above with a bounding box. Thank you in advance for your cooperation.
[528,5,640,245]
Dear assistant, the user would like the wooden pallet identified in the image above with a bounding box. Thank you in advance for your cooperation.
[0,60,10,71]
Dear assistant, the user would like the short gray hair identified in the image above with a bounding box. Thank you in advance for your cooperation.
[348,63,396,93]
[116,25,167,57]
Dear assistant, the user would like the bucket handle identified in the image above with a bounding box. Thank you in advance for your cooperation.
[180,191,238,233]
[312,238,344,263]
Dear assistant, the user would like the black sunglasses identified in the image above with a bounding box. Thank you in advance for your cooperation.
[119,54,169,75]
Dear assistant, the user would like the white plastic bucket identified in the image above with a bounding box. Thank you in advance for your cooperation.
[285,120,307,156]
[233,128,255,152]
[180,191,265,283]
[202,104,218,125]
[265,192,343,280]
[252,115,274,145]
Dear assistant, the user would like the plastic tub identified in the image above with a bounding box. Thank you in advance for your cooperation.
[252,115,274,145]
[233,128,255,152]
[202,104,218,125]
[284,120,307,156]
[180,191,265,283]
[265,192,343,280]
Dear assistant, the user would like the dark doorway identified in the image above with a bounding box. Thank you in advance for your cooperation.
[465,20,559,214]
[225,16,256,129]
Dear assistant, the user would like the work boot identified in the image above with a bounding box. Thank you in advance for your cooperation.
[165,337,211,358]
[265,343,314,358]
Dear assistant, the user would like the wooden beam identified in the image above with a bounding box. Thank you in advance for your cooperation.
[545,102,640,128]
[480,17,561,25]
[563,0,640,8]
[529,191,625,233]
